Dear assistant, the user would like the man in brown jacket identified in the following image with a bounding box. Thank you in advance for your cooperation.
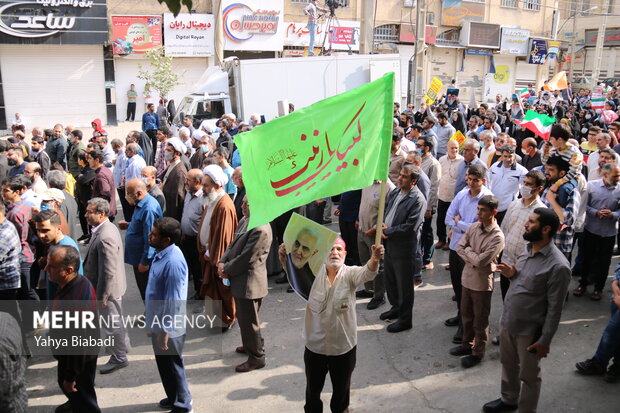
[198,165,237,328]
[218,195,272,372]
[450,195,505,368]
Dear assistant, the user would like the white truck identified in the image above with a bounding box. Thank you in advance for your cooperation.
[172,53,401,131]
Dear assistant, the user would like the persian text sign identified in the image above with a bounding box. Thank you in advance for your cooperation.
[222,0,284,51]
[163,13,214,57]
[500,28,530,55]
[111,15,162,54]
[0,0,108,44]
[284,20,359,51]
[236,73,394,229]
[423,77,443,106]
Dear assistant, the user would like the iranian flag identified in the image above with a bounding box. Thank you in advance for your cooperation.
[591,97,606,110]
[518,88,531,99]
[235,73,394,229]
[516,110,555,140]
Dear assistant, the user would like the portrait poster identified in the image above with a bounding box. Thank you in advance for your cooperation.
[283,213,338,301]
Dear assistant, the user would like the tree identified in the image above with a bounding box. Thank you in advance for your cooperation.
[137,47,184,101]
[158,0,193,15]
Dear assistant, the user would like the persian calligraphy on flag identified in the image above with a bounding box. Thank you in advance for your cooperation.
[235,73,394,229]
[423,77,443,106]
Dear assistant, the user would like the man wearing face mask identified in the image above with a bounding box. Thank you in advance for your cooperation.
[520,138,543,171]
[500,170,546,300]
[119,178,163,301]
[140,166,165,213]
[190,131,212,170]
[161,138,188,222]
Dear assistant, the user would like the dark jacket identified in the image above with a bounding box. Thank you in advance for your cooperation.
[383,186,427,257]
[92,167,117,218]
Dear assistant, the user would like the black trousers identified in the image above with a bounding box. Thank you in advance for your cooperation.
[57,357,101,413]
[126,102,136,121]
[306,201,326,225]
[78,201,90,238]
[304,346,356,413]
[133,266,150,302]
[436,200,451,244]
[145,129,158,165]
[578,230,616,291]
[384,250,415,325]
[495,210,507,226]
[0,288,21,326]
[181,235,201,295]
[449,249,465,313]
[421,215,435,264]
[117,187,134,222]
[338,220,360,266]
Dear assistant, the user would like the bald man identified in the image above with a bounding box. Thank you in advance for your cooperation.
[521,138,543,170]
[24,162,48,194]
[182,169,205,297]
[120,178,163,301]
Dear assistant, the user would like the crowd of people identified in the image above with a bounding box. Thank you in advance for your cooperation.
[0,80,619,413]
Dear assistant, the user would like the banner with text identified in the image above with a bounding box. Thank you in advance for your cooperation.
[164,13,214,57]
[284,20,360,51]
[222,0,284,51]
[111,15,162,55]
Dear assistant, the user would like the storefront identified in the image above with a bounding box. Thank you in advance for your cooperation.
[111,13,215,122]
[0,0,109,129]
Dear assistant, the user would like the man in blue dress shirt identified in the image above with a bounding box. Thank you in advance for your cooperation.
[145,217,193,413]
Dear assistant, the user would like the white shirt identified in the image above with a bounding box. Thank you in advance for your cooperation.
[399,137,415,153]
[479,144,495,167]
[125,155,147,184]
[437,154,463,202]
[500,196,546,265]
[587,150,620,181]
[304,263,377,356]
[489,161,528,211]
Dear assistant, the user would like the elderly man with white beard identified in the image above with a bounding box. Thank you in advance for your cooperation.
[279,238,384,413]
[197,165,237,329]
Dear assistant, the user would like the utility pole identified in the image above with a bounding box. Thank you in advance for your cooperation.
[569,0,580,82]
[411,0,425,107]
[592,0,610,85]
[213,0,224,66]
[359,0,375,54]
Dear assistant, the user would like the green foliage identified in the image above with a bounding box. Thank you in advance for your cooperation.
[157,0,194,16]
[137,47,185,100]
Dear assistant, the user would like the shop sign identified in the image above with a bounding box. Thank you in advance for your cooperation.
[111,15,163,55]
[0,0,107,44]
[585,28,620,46]
[284,19,359,51]
[222,0,284,51]
[500,28,530,55]
[163,13,214,57]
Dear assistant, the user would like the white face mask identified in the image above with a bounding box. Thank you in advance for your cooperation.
[164,151,174,162]
[581,127,588,134]
[586,114,592,119]
[519,185,534,199]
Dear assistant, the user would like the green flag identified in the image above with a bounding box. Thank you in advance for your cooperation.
[236,72,394,229]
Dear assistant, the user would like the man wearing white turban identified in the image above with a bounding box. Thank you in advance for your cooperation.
[197,164,238,328]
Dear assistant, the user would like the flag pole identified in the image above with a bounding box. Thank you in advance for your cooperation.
[374,179,387,246]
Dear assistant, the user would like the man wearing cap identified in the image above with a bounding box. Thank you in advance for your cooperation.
[161,138,188,222]
[198,165,238,328]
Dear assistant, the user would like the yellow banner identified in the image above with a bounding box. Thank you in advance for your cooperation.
[423,77,443,106]
[449,130,466,152]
